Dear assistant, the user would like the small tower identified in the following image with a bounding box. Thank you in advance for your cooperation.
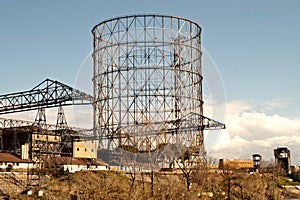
[252,154,262,172]
[274,147,291,175]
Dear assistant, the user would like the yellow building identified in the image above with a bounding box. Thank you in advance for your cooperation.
[73,140,97,159]
[219,159,253,170]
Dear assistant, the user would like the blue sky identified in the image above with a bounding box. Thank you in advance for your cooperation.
[0,1,299,116]
[1,1,300,163]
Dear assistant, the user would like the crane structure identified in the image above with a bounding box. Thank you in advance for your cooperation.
[0,78,93,189]
[0,14,226,190]
[0,78,92,115]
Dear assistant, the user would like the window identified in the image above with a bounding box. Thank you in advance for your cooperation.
[85,148,87,152]
[91,149,94,152]
[77,148,79,151]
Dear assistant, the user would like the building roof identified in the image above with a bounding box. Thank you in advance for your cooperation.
[0,152,30,163]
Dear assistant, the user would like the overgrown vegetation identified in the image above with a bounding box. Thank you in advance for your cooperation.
[3,169,300,199]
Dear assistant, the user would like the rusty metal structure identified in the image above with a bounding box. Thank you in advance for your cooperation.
[274,147,291,175]
[0,78,92,115]
[92,14,225,164]
[0,79,93,189]
[0,14,226,193]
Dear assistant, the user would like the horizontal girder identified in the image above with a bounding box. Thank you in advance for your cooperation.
[0,116,90,135]
[0,78,93,115]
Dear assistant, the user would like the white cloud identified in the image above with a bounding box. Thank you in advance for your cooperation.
[207,99,300,165]
[263,97,292,111]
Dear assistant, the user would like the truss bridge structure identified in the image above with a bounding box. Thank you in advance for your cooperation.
[0,78,92,115]
[0,78,93,189]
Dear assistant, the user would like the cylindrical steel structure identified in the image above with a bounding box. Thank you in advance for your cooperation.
[92,14,203,154]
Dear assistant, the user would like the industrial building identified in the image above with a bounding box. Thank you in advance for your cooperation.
[219,159,253,170]
[0,14,226,193]
[0,152,33,170]
[274,147,291,175]
[252,153,262,172]
[0,118,97,164]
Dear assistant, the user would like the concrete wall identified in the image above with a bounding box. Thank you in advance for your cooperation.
[21,143,29,160]
[73,141,97,158]
[219,159,253,170]
[0,162,33,170]
[64,164,108,173]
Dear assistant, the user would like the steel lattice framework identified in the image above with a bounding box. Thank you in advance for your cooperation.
[0,79,93,189]
[92,14,224,160]
[0,116,90,135]
[0,78,93,115]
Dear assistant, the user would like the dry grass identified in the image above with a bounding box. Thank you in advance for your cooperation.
[4,170,300,199]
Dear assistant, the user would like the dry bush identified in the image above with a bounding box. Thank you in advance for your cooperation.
[8,169,294,199]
